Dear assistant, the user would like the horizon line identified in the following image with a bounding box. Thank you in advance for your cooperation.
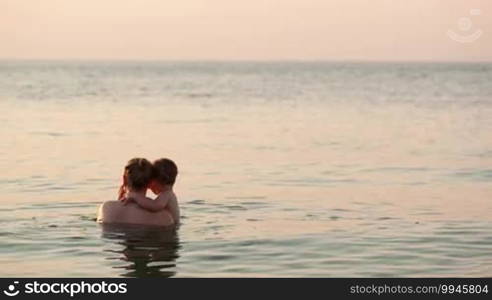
[1,58,491,64]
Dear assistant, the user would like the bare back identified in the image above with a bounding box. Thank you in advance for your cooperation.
[97,201,174,227]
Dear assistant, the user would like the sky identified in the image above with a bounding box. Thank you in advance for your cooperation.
[1,0,491,61]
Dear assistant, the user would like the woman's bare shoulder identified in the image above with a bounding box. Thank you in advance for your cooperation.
[98,200,174,227]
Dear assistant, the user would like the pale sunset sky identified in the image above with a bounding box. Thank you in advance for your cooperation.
[1,0,491,61]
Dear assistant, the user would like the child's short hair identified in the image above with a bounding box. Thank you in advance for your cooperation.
[153,158,178,186]
[124,158,154,191]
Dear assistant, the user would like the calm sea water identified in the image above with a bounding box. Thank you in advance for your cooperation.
[0,61,491,277]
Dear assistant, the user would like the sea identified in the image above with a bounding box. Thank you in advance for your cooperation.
[0,61,491,277]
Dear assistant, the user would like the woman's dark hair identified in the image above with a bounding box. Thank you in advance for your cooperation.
[153,158,178,186]
[124,158,154,191]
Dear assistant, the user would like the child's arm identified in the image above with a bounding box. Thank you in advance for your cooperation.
[125,192,170,212]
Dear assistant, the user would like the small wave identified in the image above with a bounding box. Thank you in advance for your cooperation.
[29,131,69,137]
[450,169,492,181]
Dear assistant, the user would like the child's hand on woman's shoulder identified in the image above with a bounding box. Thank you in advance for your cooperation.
[121,191,139,205]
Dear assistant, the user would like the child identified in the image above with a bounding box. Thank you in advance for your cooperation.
[98,158,174,227]
[123,158,180,224]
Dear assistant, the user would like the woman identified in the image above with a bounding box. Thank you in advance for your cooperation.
[97,158,174,227]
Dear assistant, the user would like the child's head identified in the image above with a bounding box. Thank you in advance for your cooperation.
[150,158,178,194]
[123,158,154,192]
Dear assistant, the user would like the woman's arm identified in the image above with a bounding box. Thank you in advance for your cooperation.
[117,175,127,201]
[118,184,126,201]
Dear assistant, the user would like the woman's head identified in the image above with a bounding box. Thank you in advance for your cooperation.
[123,158,154,192]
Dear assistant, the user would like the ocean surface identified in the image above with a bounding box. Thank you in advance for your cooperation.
[0,61,491,277]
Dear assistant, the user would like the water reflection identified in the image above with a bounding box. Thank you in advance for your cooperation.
[101,223,180,277]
